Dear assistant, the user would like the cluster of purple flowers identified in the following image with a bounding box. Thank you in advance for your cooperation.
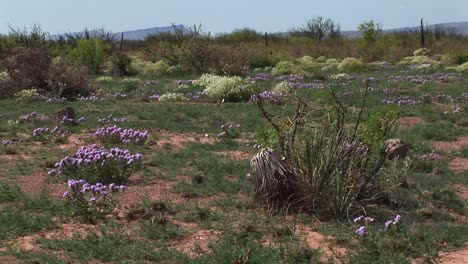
[288,81,325,90]
[64,179,127,222]
[354,214,401,236]
[98,114,128,124]
[149,93,161,100]
[387,73,455,84]
[250,91,285,102]
[246,73,272,83]
[78,96,106,102]
[276,74,302,82]
[49,144,143,183]
[60,115,86,124]
[382,96,418,106]
[143,80,160,86]
[384,214,401,231]
[176,79,196,85]
[2,139,14,145]
[185,90,208,100]
[113,92,127,99]
[94,125,148,144]
[217,123,241,138]
[383,88,397,95]
[418,151,440,160]
[33,126,71,138]
[46,97,68,103]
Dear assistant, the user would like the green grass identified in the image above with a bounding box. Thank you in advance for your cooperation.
[0,68,467,263]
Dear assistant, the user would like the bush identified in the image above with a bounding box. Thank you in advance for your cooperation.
[71,38,109,74]
[96,76,114,83]
[143,60,177,76]
[413,48,431,56]
[111,53,133,76]
[450,51,468,65]
[120,77,142,92]
[49,145,143,184]
[337,57,365,72]
[273,81,293,94]
[64,179,126,223]
[94,125,148,145]
[47,57,95,99]
[14,88,41,103]
[197,73,253,102]
[159,92,189,102]
[457,62,468,73]
[252,90,394,219]
[272,61,295,76]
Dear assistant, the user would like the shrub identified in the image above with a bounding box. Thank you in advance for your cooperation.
[252,88,394,219]
[71,38,109,74]
[64,179,126,223]
[457,62,468,73]
[413,48,431,56]
[272,61,295,76]
[14,88,41,103]
[120,77,142,92]
[197,73,253,102]
[111,53,133,76]
[96,76,114,83]
[94,125,148,145]
[337,57,365,72]
[47,57,95,99]
[49,145,143,184]
[273,81,293,94]
[450,51,468,65]
[143,60,176,76]
[158,92,189,102]
[33,126,71,143]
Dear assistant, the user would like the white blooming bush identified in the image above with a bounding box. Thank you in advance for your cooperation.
[197,73,253,102]
[96,76,114,83]
[159,92,189,102]
[337,57,365,72]
[143,60,177,76]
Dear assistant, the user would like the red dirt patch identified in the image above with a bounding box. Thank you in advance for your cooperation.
[449,157,468,173]
[171,227,222,258]
[432,136,468,152]
[121,175,192,208]
[218,150,252,160]
[438,247,468,264]
[155,131,215,150]
[453,184,468,201]
[294,224,347,262]
[397,116,425,130]
[12,172,66,198]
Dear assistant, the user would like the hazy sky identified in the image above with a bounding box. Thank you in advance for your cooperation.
[0,0,466,34]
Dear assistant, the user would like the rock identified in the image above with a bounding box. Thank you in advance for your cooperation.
[385,138,409,160]
[54,107,75,121]
[18,111,52,123]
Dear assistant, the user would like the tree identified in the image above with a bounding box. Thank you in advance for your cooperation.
[357,20,382,46]
[291,16,341,40]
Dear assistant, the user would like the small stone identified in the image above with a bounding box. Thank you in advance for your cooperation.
[385,138,409,160]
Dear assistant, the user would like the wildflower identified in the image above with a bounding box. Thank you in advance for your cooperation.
[393,214,401,225]
[353,215,364,223]
[384,220,393,230]
[355,226,366,236]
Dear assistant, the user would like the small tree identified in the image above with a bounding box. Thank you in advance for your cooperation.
[71,38,109,74]
[291,16,341,40]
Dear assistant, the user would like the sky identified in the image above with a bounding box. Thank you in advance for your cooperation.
[0,0,466,35]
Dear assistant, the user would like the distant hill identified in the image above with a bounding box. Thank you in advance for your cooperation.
[342,21,468,38]
[48,24,186,40]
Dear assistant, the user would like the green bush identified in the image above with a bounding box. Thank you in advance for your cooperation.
[71,38,109,74]
[121,77,142,92]
[272,61,295,75]
[197,73,253,102]
[337,57,365,72]
[413,48,431,56]
[450,51,468,65]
